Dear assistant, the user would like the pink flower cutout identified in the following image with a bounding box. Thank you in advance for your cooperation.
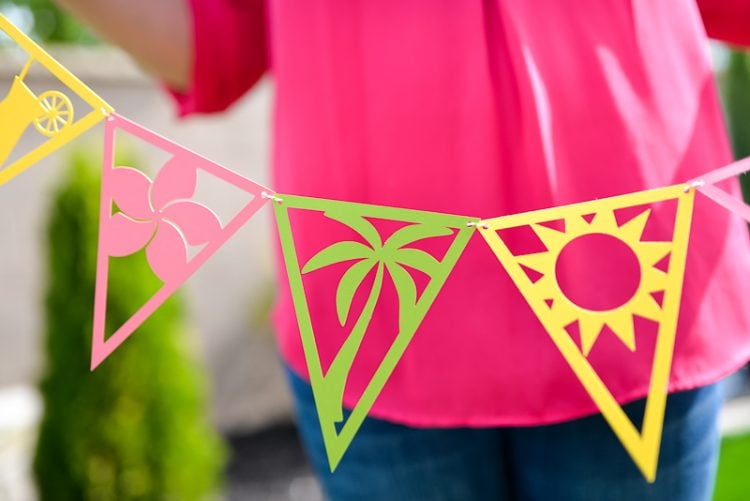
[106,155,222,283]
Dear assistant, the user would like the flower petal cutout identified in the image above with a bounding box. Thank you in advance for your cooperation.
[150,154,198,211]
[146,220,188,283]
[161,200,222,246]
[111,167,154,220]
[106,212,156,257]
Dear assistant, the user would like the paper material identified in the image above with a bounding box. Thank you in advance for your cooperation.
[692,156,750,223]
[0,14,113,184]
[91,114,271,369]
[478,185,695,482]
[274,194,477,471]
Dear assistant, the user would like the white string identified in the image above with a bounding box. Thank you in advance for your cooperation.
[467,221,489,229]
[262,192,284,204]
[684,180,705,193]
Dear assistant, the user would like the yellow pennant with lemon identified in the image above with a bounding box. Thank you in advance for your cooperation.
[0,14,113,185]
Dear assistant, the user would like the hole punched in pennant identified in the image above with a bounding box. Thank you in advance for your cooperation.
[262,192,284,204]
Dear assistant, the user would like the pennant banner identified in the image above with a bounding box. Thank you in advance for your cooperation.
[693,157,750,223]
[91,114,272,369]
[3,12,746,485]
[274,194,477,471]
[477,185,695,482]
[0,14,113,185]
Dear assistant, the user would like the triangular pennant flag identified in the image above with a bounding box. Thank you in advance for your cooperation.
[0,14,113,184]
[91,114,272,369]
[692,156,750,222]
[478,185,695,482]
[274,195,477,471]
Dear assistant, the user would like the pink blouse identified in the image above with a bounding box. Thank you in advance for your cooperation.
[174,0,750,426]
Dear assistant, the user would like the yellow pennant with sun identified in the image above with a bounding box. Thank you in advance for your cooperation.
[0,14,113,185]
[478,184,695,482]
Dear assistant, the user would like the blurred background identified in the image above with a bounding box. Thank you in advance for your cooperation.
[0,1,749,500]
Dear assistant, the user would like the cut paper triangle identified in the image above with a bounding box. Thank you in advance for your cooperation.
[91,114,272,369]
[650,291,665,308]
[520,263,544,283]
[654,253,671,273]
[477,185,695,482]
[0,14,113,185]
[692,156,750,223]
[274,194,477,471]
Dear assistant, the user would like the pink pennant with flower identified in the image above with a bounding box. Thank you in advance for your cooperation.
[92,114,273,369]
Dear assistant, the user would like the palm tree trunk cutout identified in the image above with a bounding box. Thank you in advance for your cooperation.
[319,262,384,425]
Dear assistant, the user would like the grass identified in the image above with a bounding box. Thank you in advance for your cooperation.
[714,433,750,500]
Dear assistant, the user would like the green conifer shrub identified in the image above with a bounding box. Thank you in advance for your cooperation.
[724,50,750,203]
[33,149,226,500]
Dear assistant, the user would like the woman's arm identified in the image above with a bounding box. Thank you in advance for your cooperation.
[53,0,191,90]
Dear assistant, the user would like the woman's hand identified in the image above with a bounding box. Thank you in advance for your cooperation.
[53,0,192,91]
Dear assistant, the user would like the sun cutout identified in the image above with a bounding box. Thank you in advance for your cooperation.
[513,209,671,356]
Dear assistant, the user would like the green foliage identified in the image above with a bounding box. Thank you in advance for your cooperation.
[713,51,750,501]
[723,50,750,203]
[715,433,750,501]
[1,0,95,43]
[33,149,226,500]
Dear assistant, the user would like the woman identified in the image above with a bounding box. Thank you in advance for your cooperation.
[55,1,750,499]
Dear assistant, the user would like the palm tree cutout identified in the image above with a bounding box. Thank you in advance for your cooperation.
[274,195,477,471]
[302,211,452,426]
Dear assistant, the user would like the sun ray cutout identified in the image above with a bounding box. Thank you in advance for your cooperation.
[478,185,695,482]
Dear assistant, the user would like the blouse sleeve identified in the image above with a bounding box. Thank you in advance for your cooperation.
[170,0,268,116]
[697,0,750,48]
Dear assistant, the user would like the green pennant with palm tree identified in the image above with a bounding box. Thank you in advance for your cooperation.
[274,194,478,471]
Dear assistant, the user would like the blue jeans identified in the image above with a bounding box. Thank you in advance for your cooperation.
[286,368,722,501]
